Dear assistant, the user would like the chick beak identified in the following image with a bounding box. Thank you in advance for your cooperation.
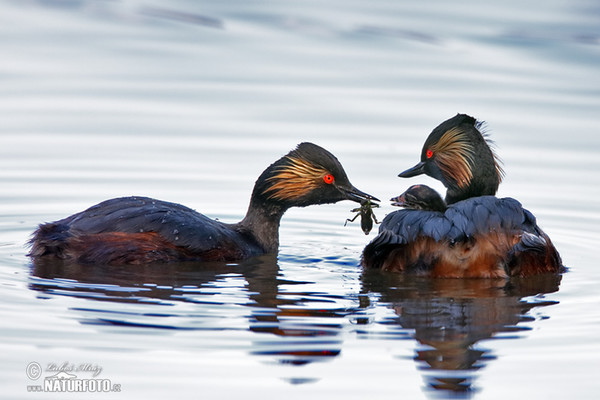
[342,185,380,203]
[390,194,406,207]
[398,161,426,178]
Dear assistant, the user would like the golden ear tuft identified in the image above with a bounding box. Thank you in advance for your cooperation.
[263,156,330,201]
[431,127,475,188]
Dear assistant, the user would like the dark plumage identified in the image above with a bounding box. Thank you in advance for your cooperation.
[362,115,563,278]
[398,114,503,204]
[390,184,447,212]
[30,142,378,265]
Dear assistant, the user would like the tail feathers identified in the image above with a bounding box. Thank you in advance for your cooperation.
[28,223,72,259]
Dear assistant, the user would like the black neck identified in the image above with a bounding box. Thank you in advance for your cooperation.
[445,178,498,204]
[235,198,286,253]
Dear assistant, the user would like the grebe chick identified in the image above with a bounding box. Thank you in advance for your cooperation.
[30,142,378,265]
[390,184,447,212]
[362,115,562,278]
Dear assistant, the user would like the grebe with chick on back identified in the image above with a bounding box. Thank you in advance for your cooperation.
[362,114,563,278]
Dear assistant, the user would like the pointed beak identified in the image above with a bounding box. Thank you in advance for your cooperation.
[342,185,380,203]
[398,161,426,178]
[390,194,406,207]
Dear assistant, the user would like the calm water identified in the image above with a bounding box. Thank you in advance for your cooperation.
[1,1,600,399]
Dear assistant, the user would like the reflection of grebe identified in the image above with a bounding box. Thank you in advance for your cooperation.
[29,143,376,265]
[361,271,561,394]
[363,114,563,278]
[31,255,346,367]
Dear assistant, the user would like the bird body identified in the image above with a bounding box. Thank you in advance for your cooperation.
[363,190,560,278]
[363,115,563,277]
[30,197,262,264]
[30,143,377,265]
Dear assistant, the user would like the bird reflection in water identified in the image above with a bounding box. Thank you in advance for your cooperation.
[29,255,345,366]
[30,256,560,393]
[361,270,561,395]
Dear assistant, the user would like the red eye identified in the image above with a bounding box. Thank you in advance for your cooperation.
[323,174,335,184]
[426,149,433,159]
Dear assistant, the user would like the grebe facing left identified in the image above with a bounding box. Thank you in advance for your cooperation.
[362,115,563,278]
[30,142,378,265]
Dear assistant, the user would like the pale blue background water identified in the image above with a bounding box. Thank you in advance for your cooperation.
[1,1,599,399]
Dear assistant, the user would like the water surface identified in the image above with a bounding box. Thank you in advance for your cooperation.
[1,1,599,399]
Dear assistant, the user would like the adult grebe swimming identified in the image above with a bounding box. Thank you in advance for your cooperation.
[362,115,562,278]
[30,142,378,265]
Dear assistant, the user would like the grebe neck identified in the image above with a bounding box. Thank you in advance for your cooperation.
[236,200,286,253]
[445,179,498,204]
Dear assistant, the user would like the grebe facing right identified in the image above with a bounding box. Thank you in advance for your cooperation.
[362,115,563,278]
[30,142,378,265]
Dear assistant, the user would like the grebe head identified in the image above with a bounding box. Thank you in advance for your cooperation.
[253,142,379,210]
[390,184,447,212]
[398,114,504,204]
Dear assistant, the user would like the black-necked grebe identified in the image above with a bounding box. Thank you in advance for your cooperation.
[398,114,503,204]
[362,115,562,278]
[30,142,378,265]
